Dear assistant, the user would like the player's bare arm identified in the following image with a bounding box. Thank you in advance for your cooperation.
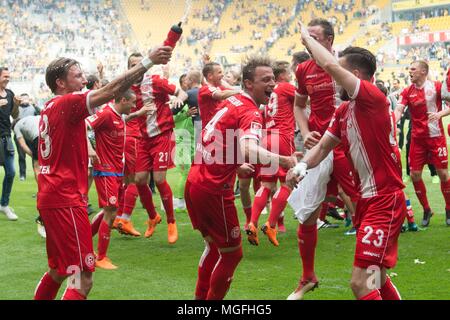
[299,22,359,99]
[428,108,450,122]
[294,93,321,149]
[171,88,189,110]
[212,88,242,101]
[17,137,33,157]
[394,103,406,123]
[89,45,173,110]
[125,103,156,122]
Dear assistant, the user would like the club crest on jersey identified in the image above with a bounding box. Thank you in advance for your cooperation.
[109,196,117,205]
[250,122,262,136]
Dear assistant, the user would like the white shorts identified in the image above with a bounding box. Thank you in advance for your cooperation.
[287,151,334,224]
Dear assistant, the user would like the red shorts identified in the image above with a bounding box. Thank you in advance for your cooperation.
[327,151,360,202]
[124,136,140,176]
[93,175,123,208]
[353,190,406,269]
[135,131,176,173]
[39,207,95,276]
[259,133,295,182]
[409,136,448,171]
[185,181,241,248]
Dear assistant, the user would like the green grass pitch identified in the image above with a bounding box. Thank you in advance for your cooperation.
[0,122,449,300]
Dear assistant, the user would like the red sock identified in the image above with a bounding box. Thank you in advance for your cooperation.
[137,184,157,219]
[116,183,125,216]
[335,198,345,209]
[297,224,317,281]
[157,181,175,224]
[91,210,104,237]
[380,277,401,300]
[440,179,450,210]
[359,289,382,300]
[97,220,111,260]
[34,272,62,300]
[412,180,431,211]
[243,207,252,225]
[251,187,271,226]
[62,288,86,300]
[206,247,243,300]
[268,186,291,227]
[405,199,415,223]
[195,242,220,300]
[123,183,138,215]
[319,202,328,221]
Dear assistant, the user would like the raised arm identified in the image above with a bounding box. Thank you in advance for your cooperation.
[240,138,297,170]
[212,88,241,101]
[299,22,359,99]
[88,46,173,110]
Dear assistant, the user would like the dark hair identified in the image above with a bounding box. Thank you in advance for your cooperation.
[86,74,99,90]
[242,55,273,83]
[375,82,388,96]
[20,93,29,97]
[45,58,80,94]
[128,52,143,69]
[393,78,400,85]
[202,62,220,78]
[340,46,377,79]
[114,89,136,103]
[0,67,8,76]
[179,74,187,87]
[292,51,311,65]
[412,60,429,75]
[273,61,290,79]
[308,18,334,44]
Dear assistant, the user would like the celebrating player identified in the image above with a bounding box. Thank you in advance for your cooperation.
[33,45,172,300]
[394,61,450,227]
[288,23,406,300]
[185,55,298,300]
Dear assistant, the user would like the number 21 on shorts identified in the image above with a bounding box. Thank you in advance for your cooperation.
[159,152,168,163]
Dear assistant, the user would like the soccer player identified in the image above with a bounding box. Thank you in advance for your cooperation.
[287,18,359,299]
[248,60,296,246]
[288,23,405,300]
[86,89,136,269]
[33,45,172,300]
[134,67,188,244]
[185,55,298,300]
[198,62,241,128]
[394,61,450,227]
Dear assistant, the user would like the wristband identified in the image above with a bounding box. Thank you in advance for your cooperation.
[293,161,308,177]
[141,57,154,70]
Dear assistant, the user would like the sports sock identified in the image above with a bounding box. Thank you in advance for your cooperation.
[268,186,291,227]
[157,181,175,224]
[359,289,382,300]
[195,241,220,300]
[412,180,431,211]
[123,183,138,216]
[243,207,252,225]
[62,288,86,300]
[206,247,243,300]
[97,220,111,260]
[297,223,317,282]
[34,272,61,300]
[440,179,450,210]
[251,186,271,226]
[136,184,157,219]
[319,202,328,221]
[405,198,415,223]
[380,277,401,300]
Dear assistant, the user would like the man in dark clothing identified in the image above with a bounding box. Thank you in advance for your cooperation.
[0,67,20,221]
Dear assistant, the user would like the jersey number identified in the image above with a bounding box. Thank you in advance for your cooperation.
[203,107,229,142]
[267,93,278,117]
[438,147,447,157]
[159,152,168,163]
[361,226,384,248]
[39,115,52,159]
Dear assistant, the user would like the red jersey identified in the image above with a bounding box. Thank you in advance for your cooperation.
[139,74,177,138]
[296,59,338,135]
[86,105,125,174]
[198,84,227,128]
[188,93,263,195]
[37,91,92,209]
[326,80,404,199]
[447,69,450,91]
[265,82,296,139]
[127,84,144,138]
[398,80,443,139]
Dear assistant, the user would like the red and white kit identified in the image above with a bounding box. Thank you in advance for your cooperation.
[86,105,125,209]
[37,91,95,276]
[398,80,447,171]
[135,74,177,173]
[198,84,228,128]
[326,79,406,269]
[186,93,263,248]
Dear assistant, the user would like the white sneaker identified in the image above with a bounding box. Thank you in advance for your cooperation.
[37,223,46,238]
[316,219,325,230]
[261,207,268,215]
[0,206,18,221]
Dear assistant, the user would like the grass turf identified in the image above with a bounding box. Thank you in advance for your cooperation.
[0,128,449,300]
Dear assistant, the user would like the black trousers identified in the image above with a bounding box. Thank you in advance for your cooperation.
[13,135,26,178]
